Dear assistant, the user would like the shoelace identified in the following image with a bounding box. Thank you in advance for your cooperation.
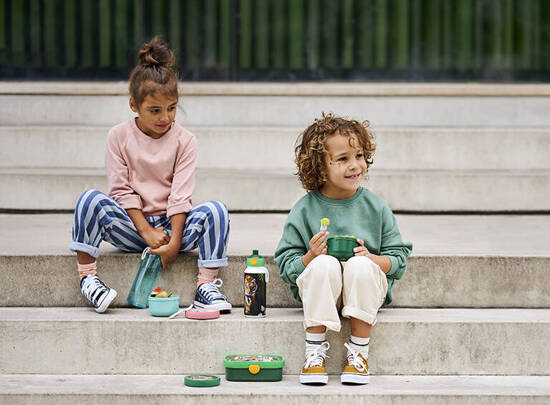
[304,341,330,368]
[81,276,106,303]
[343,342,367,372]
[201,278,227,300]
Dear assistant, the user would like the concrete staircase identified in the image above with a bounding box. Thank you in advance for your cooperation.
[2,82,550,212]
[1,82,550,403]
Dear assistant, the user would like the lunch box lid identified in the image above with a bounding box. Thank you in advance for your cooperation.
[184,374,221,387]
[327,235,357,241]
[224,354,285,369]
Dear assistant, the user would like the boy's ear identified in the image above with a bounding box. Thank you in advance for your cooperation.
[129,97,138,113]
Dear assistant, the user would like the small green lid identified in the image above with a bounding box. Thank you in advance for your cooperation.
[246,250,265,267]
[184,374,220,387]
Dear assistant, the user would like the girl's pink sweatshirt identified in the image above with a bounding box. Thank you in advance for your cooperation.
[105,119,197,217]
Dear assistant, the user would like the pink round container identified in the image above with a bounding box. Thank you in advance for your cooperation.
[185,308,220,320]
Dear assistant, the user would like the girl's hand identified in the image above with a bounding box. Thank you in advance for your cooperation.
[143,227,170,249]
[309,231,329,257]
[354,238,370,257]
[150,241,179,269]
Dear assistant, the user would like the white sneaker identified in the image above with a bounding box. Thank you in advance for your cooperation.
[341,342,370,384]
[80,275,117,313]
[300,341,330,385]
[194,278,232,312]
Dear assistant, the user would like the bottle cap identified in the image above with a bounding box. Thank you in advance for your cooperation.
[246,250,265,267]
[184,374,220,387]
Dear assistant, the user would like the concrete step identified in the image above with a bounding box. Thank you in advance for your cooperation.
[2,374,550,405]
[2,307,549,375]
[4,253,549,309]
[2,126,549,171]
[2,82,550,127]
[1,167,549,212]
[1,214,549,308]
[4,81,550,96]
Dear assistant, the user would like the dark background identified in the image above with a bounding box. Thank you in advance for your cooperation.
[1,0,549,81]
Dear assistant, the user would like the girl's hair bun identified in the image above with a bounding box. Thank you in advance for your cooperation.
[138,36,174,68]
[129,36,179,107]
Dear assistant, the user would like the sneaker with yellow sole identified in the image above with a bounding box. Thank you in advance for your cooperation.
[340,342,370,384]
[300,341,330,384]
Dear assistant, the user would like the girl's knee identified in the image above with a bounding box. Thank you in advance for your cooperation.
[200,200,228,217]
[211,200,228,215]
[212,200,229,223]
[197,200,230,229]
[77,189,101,201]
[75,189,107,210]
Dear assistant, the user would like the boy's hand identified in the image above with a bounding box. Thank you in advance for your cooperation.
[354,238,371,257]
[302,231,329,267]
[150,241,179,269]
[143,227,170,249]
[309,231,329,256]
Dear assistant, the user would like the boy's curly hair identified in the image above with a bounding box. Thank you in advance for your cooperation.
[295,113,376,191]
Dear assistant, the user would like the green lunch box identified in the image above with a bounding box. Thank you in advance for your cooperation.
[224,354,285,381]
[327,235,359,261]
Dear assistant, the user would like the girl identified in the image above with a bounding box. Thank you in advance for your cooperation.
[275,113,412,385]
[70,37,231,314]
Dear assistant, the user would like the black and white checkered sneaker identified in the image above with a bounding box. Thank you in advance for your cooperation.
[80,275,117,313]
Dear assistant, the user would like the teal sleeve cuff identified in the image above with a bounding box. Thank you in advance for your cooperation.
[292,256,306,278]
[386,256,399,277]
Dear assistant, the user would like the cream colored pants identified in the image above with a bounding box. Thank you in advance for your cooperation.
[296,254,388,332]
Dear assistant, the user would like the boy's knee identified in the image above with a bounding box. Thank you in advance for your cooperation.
[308,254,341,278]
[298,254,341,292]
[344,256,381,281]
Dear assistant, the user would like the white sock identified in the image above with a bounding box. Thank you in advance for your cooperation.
[197,267,219,286]
[305,332,326,344]
[77,261,97,280]
[349,335,370,357]
[305,332,327,357]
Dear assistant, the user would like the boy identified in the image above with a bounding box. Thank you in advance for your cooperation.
[275,113,412,385]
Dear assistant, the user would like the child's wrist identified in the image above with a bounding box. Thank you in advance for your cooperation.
[140,225,154,236]
[302,251,314,267]
[166,239,179,248]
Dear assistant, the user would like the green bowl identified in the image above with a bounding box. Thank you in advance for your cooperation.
[148,295,179,317]
[327,236,359,261]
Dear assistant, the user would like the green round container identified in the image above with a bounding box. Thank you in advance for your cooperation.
[327,236,359,261]
[148,295,179,317]
[184,374,220,387]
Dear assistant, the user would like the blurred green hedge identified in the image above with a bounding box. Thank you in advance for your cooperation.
[1,0,549,81]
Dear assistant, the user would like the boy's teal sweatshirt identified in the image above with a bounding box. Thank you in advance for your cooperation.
[274,187,412,307]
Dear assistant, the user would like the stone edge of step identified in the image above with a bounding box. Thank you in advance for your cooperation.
[3,81,550,97]
[2,307,550,324]
[1,374,550,396]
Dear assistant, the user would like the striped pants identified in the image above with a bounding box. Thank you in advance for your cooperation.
[69,189,230,268]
